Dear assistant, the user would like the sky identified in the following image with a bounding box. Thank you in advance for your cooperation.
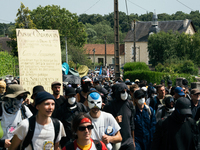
[0,0,199,23]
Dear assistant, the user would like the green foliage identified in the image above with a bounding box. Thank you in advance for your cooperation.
[124,70,197,86]
[61,45,93,68]
[0,51,18,77]
[148,31,200,67]
[30,5,87,48]
[124,62,150,72]
[155,58,198,75]
[7,2,36,56]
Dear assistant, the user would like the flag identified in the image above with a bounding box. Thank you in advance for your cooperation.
[99,66,102,75]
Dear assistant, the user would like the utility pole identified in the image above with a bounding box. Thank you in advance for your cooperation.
[133,20,136,62]
[65,36,68,64]
[93,48,95,70]
[104,35,107,67]
[114,0,120,78]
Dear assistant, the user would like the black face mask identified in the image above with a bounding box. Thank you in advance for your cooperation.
[82,83,91,93]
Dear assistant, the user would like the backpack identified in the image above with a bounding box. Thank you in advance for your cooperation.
[20,115,60,150]
[145,104,152,120]
[66,139,102,150]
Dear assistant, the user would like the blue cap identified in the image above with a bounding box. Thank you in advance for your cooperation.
[175,87,185,96]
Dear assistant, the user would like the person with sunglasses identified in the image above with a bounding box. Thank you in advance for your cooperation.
[0,84,32,150]
[62,113,107,150]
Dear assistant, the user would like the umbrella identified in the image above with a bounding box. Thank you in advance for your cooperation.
[63,75,81,84]
[96,75,106,81]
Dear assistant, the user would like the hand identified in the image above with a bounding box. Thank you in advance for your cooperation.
[23,98,30,105]
[102,134,111,144]
[115,115,122,123]
[4,139,11,148]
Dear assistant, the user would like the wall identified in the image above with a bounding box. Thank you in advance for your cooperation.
[125,42,148,64]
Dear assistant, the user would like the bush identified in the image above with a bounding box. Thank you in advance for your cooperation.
[155,59,198,75]
[123,70,197,86]
[124,62,150,72]
[0,51,18,77]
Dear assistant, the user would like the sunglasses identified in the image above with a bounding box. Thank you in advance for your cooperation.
[78,125,94,131]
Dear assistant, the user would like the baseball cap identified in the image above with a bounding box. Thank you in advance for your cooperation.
[175,97,192,115]
[174,87,185,96]
[31,85,45,99]
[134,90,145,99]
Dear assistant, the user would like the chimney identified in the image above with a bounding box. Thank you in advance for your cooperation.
[183,19,189,28]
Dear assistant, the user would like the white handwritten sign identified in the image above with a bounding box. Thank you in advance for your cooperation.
[16,29,62,97]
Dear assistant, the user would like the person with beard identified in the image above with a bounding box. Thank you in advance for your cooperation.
[156,95,175,122]
[152,97,198,150]
[51,81,66,114]
[87,91,122,150]
[76,76,93,108]
[133,90,156,150]
[103,83,136,150]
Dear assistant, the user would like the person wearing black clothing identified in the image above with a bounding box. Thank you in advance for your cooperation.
[103,83,135,150]
[190,88,200,119]
[149,85,165,114]
[27,85,45,116]
[55,87,88,148]
[51,81,65,117]
[152,97,198,150]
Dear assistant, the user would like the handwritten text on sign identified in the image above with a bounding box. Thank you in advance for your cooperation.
[16,29,62,96]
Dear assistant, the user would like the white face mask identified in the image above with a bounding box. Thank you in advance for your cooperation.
[138,98,145,105]
[167,107,175,112]
[68,97,76,105]
[121,92,128,101]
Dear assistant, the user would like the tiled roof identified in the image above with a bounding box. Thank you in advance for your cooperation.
[124,19,195,42]
[0,37,12,53]
[84,44,124,55]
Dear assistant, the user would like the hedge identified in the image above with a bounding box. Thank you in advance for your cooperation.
[124,62,150,72]
[123,70,197,86]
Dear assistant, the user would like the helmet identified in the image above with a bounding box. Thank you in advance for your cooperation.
[88,92,102,109]
[81,76,92,85]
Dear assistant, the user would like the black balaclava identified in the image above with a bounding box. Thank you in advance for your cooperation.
[114,83,128,101]
[82,82,92,93]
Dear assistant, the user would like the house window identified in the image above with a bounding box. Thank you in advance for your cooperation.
[98,58,103,65]
[112,58,115,64]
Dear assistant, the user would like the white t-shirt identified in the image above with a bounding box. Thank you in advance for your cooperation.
[13,118,66,150]
[1,103,32,140]
[88,111,121,141]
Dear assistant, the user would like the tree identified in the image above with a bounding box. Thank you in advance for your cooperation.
[7,2,36,56]
[148,31,200,67]
[0,51,18,76]
[61,45,92,68]
[30,5,87,48]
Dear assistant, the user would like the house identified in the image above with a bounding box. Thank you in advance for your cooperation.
[123,13,196,64]
[84,44,125,67]
[0,36,12,53]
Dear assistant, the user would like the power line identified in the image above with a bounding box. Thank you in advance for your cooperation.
[128,0,150,12]
[176,0,194,11]
[83,0,102,14]
[0,18,13,23]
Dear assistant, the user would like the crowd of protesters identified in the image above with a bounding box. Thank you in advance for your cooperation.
[0,72,200,150]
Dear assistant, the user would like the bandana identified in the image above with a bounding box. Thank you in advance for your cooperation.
[4,98,23,114]
[80,118,91,125]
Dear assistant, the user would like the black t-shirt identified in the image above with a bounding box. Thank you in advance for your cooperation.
[103,99,135,148]
[52,95,66,117]
[191,100,200,119]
